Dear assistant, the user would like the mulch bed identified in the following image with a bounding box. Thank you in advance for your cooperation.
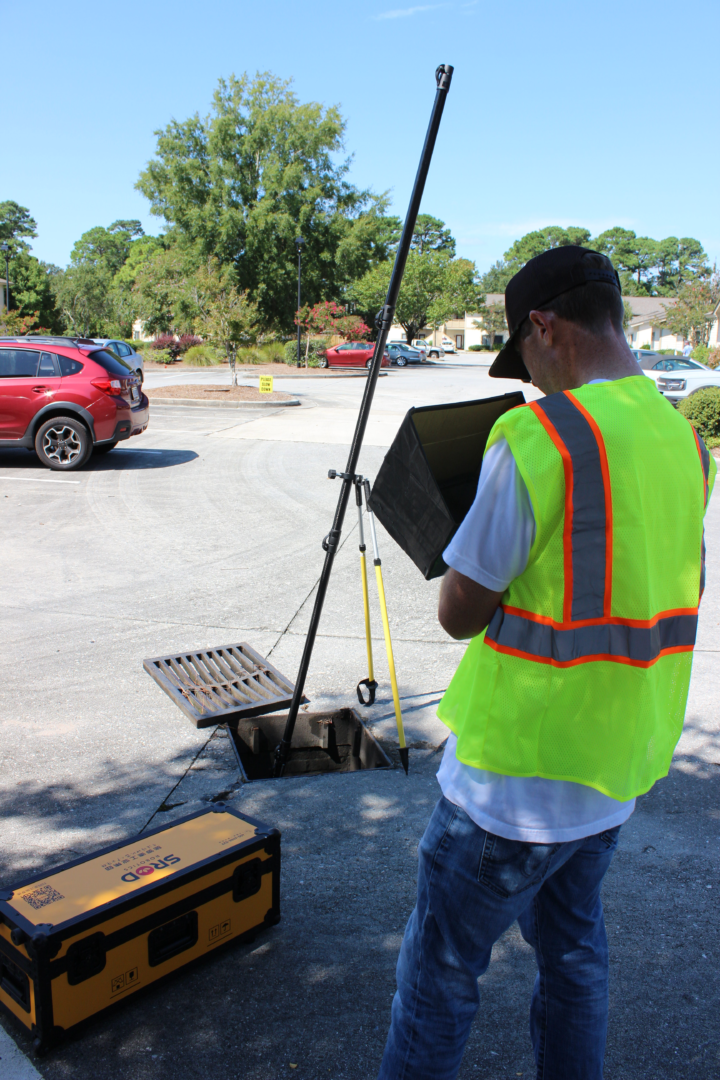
[146,384,293,402]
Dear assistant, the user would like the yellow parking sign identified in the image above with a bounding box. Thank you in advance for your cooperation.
[259,376,274,394]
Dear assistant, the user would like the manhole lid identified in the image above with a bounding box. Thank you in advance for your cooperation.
[143,643,296,728]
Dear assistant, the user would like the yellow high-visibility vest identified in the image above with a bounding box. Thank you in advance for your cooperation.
[438,376,715,801]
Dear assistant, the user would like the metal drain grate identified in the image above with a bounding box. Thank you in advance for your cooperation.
[143,643,296,728]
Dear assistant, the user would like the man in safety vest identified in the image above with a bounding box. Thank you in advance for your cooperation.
[378,247,715,1080]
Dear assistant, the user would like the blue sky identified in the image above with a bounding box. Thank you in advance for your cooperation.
[3,0,719,273]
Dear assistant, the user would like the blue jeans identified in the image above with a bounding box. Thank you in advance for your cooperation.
[378,796,621,1080]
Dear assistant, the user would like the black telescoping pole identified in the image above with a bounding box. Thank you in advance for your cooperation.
[272,64,453,777]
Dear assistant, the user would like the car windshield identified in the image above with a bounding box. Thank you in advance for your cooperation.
[89,349,133,376]
[651,358,701,371]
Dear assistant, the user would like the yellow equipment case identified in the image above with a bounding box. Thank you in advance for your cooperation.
[0,805,280,1053]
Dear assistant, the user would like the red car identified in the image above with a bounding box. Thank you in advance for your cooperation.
[0,336,149,471]
[320,341,390,368]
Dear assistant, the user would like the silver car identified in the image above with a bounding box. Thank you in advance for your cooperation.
[93,339,144,382]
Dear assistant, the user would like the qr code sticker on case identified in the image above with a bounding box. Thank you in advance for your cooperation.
[19,884,65,910]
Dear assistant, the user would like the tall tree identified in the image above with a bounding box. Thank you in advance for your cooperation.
[69,220,144,278]
[351,252,480,344]
[137,71,386,332]
[0,201,62,329]
[411,215,456,256]
[479,226,591,291]
[0,201,37,255]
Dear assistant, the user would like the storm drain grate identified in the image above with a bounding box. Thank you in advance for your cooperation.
[143,643,296,728]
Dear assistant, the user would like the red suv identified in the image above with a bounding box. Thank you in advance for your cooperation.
[0,336,149,471]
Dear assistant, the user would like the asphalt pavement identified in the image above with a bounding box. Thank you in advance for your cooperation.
[0,357,718,1078]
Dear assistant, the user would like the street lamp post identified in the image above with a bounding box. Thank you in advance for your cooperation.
[295,236,305,368]
[0,243,9,313]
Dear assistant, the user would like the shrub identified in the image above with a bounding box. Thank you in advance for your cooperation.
[705,349,720,370]
[235,342,286,365]
[678,387,720,441]
[257,341,285,363]
[184,344,221,366]
[150,334,181,359]
[283,339,327,366]
[691,345,710,364]
[150,349,175,365]
[176,334,203,355]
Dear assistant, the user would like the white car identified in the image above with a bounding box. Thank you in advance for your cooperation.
[441,339,457,354]
[634,352,720,405]
[413,339,445,359]
[92,339,145,382]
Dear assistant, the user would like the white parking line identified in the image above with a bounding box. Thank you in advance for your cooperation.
[0,476,80,485]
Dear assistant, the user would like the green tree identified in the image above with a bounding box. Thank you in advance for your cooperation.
[654,236,709,295]
[52,263,114,336]
[52,220,150,336]
[479,226,591,291]
[351,252,480,344]
[473,302,507,346]
[6,254,63,330]
[137,71,385,333]
[109,235,191,336]
[0,202,63,329]
[0,201,37,255]
[192,259,259,383]
[69,220,144,277]
[411,215,456,256]
[662,274,720,347]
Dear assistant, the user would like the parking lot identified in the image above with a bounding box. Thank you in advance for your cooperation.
[0,357,718,1079]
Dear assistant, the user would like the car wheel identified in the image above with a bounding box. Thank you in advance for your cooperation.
[94,440,119,455]
[35,417,92,471]
[366,358,373,368]
[396,357,407,367]
[318,356,329,368]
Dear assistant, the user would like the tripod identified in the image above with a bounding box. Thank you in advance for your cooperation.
[345,473,408,773]
[272,65,453,777]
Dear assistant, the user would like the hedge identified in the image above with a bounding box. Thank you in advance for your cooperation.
[678,387,720,441]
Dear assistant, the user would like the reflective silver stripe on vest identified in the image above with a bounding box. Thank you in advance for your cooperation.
[535,393,607,621]
[486,607,698,665]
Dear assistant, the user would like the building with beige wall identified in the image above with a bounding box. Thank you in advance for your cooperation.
[391,294,688,353]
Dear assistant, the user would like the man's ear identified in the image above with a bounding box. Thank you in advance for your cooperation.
[528,309,555,345]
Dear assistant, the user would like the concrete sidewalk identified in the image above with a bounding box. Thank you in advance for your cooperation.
[0,386,718,1079]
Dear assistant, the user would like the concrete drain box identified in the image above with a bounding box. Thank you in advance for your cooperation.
[228,708,392,781]
[0,807,280,1054]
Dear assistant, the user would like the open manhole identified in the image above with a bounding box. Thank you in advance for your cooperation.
[227,708,392,781]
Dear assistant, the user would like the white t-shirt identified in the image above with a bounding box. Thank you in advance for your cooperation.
[438,431,636,843]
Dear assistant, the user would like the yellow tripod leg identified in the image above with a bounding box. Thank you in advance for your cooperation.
[374,562,408,774]
[361,551,375,685]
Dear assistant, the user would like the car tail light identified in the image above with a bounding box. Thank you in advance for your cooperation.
[92,377,123,395]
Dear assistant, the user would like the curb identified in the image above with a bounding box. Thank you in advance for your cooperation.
[147,397,301,409]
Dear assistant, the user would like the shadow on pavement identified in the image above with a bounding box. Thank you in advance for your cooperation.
[0,746,717,1079]
[0,447,198,474]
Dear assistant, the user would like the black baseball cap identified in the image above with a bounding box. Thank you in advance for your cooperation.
[488,246,621,381]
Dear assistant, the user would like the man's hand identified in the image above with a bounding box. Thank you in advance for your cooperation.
[438,569,504,641]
